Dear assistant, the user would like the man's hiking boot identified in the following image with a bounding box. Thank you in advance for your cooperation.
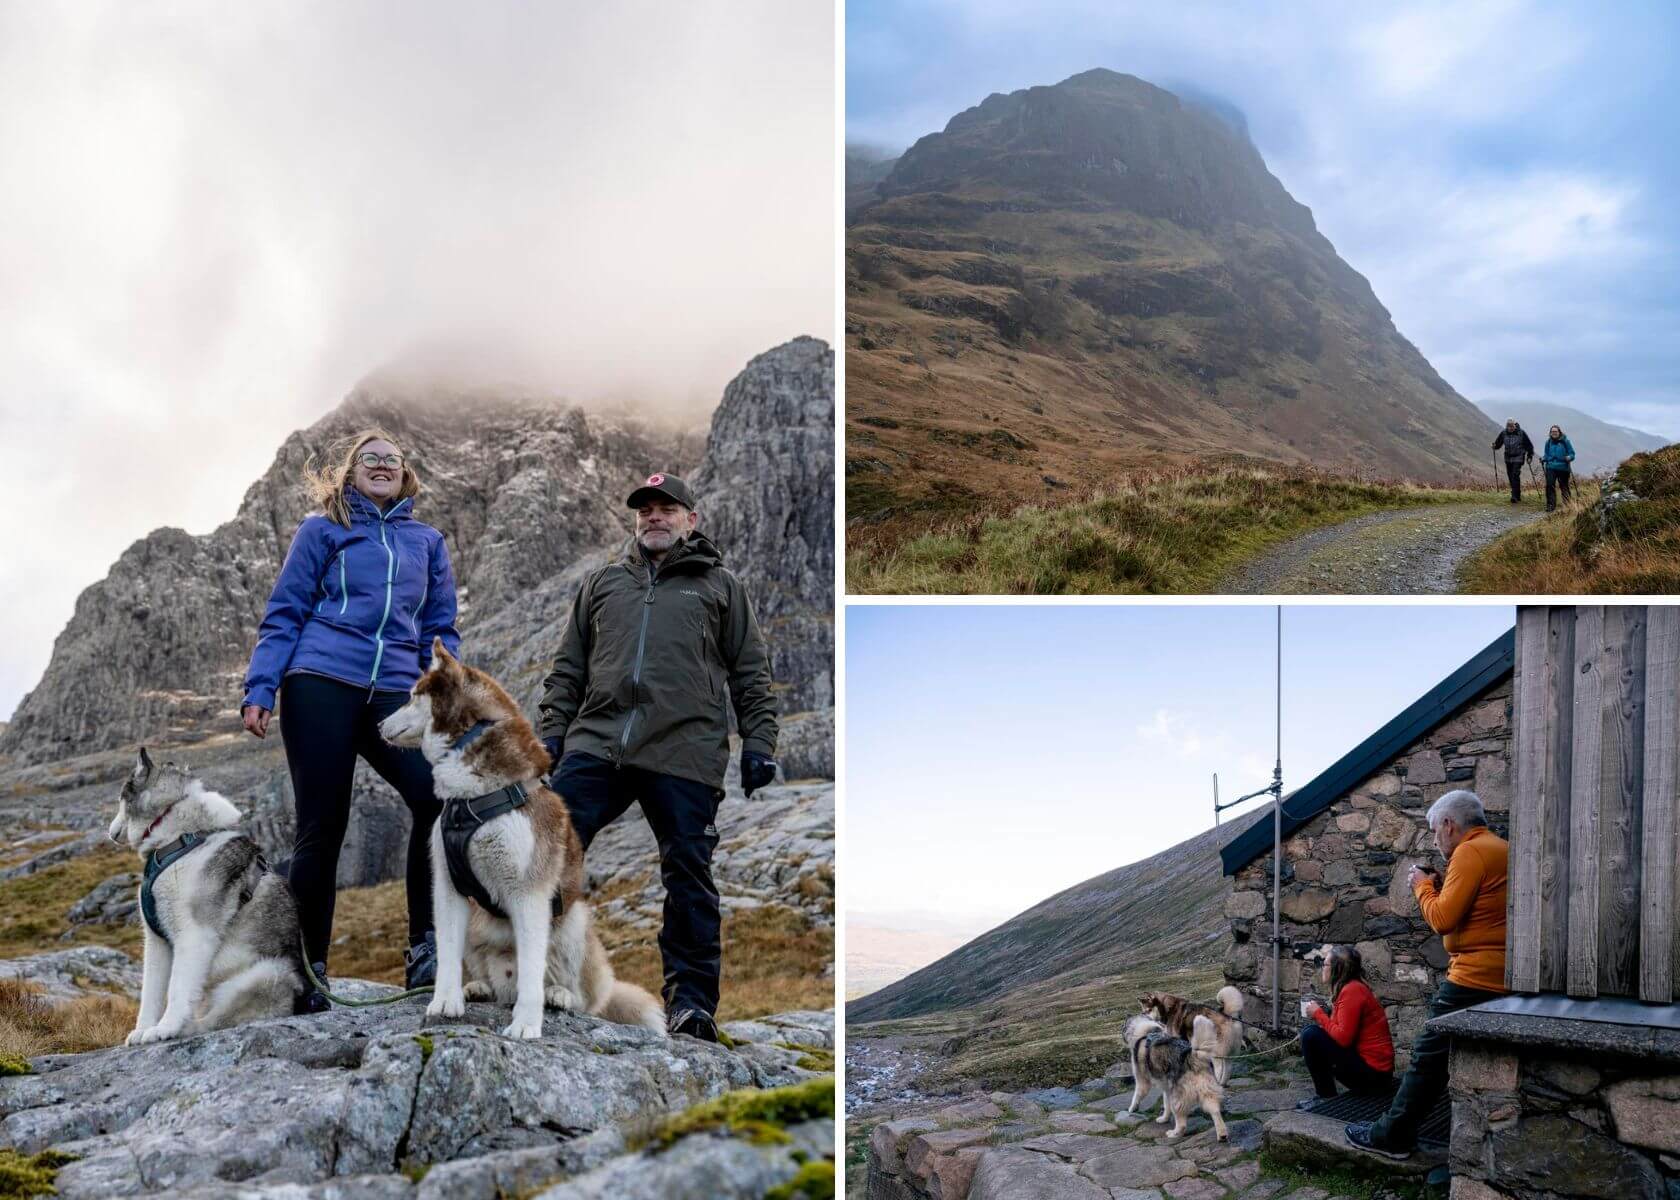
[1345,1121,1412,1160]
[405,932,437,989]
[297,962,332,1015]
[668,1007,720,1043]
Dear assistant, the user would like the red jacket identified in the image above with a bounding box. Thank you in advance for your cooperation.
[1311,980,1394,1073]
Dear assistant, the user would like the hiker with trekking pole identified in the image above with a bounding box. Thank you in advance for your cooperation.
[1491,419,1535,504]
[1541,424,1576,511]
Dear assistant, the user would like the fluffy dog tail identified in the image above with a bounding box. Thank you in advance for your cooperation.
[1216,985,1244,1018]
[600,979,667,1037]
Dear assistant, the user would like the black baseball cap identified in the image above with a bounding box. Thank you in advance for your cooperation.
[626,472,695,510]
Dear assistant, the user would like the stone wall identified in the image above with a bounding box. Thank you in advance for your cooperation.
[1223,678,1513,1064]
[1445,1033,1680,1200]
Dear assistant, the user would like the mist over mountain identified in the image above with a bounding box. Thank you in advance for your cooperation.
[847,69,1499,520]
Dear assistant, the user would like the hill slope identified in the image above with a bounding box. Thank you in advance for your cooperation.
[849,819,1239,1024]
[847,70,1498,526]
[1476,400,1669,476]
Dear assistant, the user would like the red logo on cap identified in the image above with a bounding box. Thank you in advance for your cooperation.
[647,474,664,485]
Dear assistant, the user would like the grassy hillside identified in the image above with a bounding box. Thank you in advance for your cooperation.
[848,821,1247,1089]
[1463,445,1680,593]
[848,459,1494,594]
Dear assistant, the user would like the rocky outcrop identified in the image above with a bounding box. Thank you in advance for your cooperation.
[1,338,834,768]
[0,946,142,1002]
[0,999,833,1198]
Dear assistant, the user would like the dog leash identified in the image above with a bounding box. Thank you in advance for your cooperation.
[1213,1033,1302,1063]
[300,947,435,1008]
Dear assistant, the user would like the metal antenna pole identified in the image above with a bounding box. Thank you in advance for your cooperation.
[1271,605,1283,1036]
[1213,774,1220,827]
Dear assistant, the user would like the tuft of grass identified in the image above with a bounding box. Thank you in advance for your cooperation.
[413,1034,434,1065]
[1464,447,1680,593]
[0,979,137,1060]
[765,1160,835,1200]
[848,461,1494,594]
[0,844,141,960]
[779,1042,836,1072]
[652,1076,836,1150]
[0,1148,77,1198]
[1257,1150,1429,1200]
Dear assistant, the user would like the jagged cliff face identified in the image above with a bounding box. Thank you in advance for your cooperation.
[1,337,833,769]
[846,70,1500,520]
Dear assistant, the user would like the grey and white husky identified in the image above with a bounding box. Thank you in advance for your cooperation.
[108,748,305,1044]
[1124,1013,1230,1141]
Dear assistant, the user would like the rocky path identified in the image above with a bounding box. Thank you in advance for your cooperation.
[859,1036,1431,1200]
[0,994,833,1198]
[1223,502,1543,595]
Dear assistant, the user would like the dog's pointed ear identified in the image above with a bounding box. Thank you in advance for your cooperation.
[1138,995,1151,1011]
[133,746,154,781]
[431,638,460,672]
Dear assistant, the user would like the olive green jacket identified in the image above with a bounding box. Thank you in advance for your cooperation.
[538,533,777,788]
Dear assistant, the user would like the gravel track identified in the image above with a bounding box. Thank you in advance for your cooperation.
[1223,502,1545,594]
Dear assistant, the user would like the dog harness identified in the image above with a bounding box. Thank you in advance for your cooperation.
[139,832,207,945]
[439,721,562,921]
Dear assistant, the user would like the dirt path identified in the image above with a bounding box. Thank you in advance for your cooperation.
[1223,501,1545,594]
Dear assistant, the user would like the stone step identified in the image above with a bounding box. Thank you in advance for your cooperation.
[1262,1109,1445,1179]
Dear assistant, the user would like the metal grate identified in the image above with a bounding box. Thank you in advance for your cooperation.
[1301,1090,1452,1151]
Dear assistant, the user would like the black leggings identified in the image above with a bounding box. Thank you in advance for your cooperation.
[279,673,441,965]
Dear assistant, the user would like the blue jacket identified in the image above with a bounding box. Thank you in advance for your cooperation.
[243,489,460,710]
[1541,435,1575,470]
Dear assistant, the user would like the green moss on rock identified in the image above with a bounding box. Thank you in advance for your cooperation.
[764,1159,835,1200]
[654,1076,836,1149]
[777,1042,836,1072]
[0,1056,35,1077]
[0,1148,77,1198]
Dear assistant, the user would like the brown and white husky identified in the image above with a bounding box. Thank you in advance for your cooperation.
[380,639,664,1039]
[1139,985,1246,1084]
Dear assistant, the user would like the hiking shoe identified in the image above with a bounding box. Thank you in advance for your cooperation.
[1345,1121,1412,1160]
[405,932,437,989]
[1297,1096,1328,1110]
[668,1008,720,1043]
[297,962,332,1015]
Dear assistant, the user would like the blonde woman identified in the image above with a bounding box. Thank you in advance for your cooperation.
[241,430,459,1009]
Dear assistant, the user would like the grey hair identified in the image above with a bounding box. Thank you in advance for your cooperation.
[1426,790,1486,830]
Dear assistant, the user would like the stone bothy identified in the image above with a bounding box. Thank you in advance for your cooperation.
[1220,630,1515,1065]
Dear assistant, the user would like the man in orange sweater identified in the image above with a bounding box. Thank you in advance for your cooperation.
[1348,789,1509,1159]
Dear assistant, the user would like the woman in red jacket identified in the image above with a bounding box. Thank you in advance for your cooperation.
[1300,945,1395,1099]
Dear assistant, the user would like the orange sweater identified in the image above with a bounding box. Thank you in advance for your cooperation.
[1412,825,1509,993]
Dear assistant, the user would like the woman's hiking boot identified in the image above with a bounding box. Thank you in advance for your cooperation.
[297,962,332,1014]
[668,1007,720,1043]
[405,932,437,989]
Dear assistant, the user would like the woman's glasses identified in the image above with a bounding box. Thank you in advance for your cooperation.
[357,453,405,469]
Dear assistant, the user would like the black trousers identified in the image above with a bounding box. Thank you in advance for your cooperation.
[554,751,723,1018]
[1505,461,1524,502]
[279,673,442,965]
[1368,980,1504,1149]
[1545,467,1571,509]
[1300,1022,1394,1099]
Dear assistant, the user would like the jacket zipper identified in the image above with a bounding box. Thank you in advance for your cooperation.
[369,510,397,690]
[616,562,659,764]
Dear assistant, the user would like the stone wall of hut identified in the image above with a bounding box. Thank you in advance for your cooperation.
[1223,677,1513,1066]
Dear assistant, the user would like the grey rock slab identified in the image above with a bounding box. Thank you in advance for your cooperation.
[1223,1084,1316,1115]
[1163,1179,1229,1200]
[1014,1132,1132,1161]
[0,944,143,1001]
[171,1176,418,1199]
[416,1130,625,1200]
[1075,1141,1199,1189]
[967,1148,1112,1200]
[529,1119,831,1199]
[1019,1085,1085,1110]
[718,1008,834,1050]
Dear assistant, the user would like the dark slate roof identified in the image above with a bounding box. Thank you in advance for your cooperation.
[1220,627,1515,876]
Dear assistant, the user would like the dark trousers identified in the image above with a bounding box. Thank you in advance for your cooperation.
[1300,1022,1394,1099]
[1505,461,1524,502]
[1545,467,1571,509]
[1368,980,1504,1148]
[279,673,442,965]
[554,752,723,1018]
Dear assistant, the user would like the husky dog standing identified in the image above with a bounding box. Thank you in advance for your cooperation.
[108,748,306,1043]
[380,639,664,1039]
[1139,985,1246,1084]
[1124,1014,1230,1141]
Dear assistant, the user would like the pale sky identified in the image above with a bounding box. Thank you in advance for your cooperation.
[846,604,1516,934]
[849,0,1680,439]
[0,1,835,720]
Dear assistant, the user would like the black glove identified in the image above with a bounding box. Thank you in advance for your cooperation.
[542,737,563,773]
[740,750,778,797]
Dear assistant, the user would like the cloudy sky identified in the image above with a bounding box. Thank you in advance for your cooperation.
[849,0,1680,437]
[0,1,834,720]
[847,604,1515,937]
